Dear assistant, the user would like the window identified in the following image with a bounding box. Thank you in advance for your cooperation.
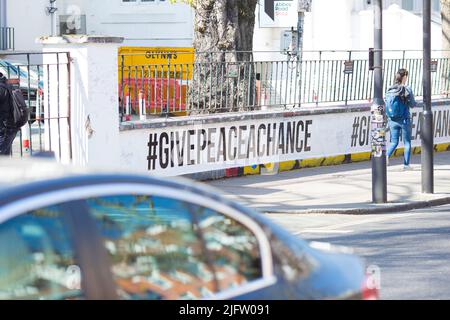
[87,195,217,300]
[0,206,82,300]
[433,0,440,13]
[402,0,414,11]
[87,194,263,300]
[195,207,262,291]
[59,15,87,36]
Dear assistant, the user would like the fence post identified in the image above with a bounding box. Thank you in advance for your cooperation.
[345,51,353,106]
[120,54,125,122]
[38,35,124,167]
[315,51,322,106]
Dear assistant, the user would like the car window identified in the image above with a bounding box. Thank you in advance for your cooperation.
[86,194,264,300]
[0,206,83,300]
[194,207,262,291]
[86,195,218,300]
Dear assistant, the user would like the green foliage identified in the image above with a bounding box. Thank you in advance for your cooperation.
[169,0,196,8]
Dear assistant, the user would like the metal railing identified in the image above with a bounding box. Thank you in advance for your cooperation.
[118,50,450,120]
[0,27,15,51]
[0,51,71,159]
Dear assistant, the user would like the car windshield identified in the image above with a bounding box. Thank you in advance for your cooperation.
[0,60,28,78]
[0,60,42,89]
[7,61,43,80]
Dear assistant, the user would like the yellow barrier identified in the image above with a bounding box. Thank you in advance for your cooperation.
[119,47,194,116]
[241,143,450,178]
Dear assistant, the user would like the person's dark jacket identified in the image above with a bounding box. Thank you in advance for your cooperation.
[0,73,14,129]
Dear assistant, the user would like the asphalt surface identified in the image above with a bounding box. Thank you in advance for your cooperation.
[268,204,450,300]
[208,151,450,214]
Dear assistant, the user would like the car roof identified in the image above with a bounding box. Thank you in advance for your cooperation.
[0,157,203,190]
[0,158,96,191]
[0,157,305,248]
[0,157,230,208]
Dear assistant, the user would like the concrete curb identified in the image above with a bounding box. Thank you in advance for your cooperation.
[265,196,450,215]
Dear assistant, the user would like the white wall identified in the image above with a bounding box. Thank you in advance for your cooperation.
[118,104,450,176]
[253,0,443,60]
[58,0,194,47]
[35,33,450,177]
[6,0,444,55]
[6,0,50,51]
[6,0,194,51]
[356,4,442,54]
[39,36,122,167]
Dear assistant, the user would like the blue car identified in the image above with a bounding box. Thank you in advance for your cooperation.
[0,158,377,300]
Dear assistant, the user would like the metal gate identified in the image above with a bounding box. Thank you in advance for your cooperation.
[0,51,71,160]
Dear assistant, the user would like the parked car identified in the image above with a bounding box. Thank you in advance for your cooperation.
[0,158,378,300]
[0,59,44,123]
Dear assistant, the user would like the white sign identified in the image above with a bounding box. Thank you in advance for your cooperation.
[119,105,450,177]
[259,0,298,28]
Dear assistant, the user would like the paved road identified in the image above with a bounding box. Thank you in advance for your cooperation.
[208,151,450,213]
[268,205,450,300]
[207,153,450,298]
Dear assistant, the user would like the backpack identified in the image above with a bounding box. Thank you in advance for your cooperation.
[8,87,29,128]
[385,86,408,121]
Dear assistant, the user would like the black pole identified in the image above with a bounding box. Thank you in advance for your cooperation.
[372,0,387,203]
[422,0,434,194]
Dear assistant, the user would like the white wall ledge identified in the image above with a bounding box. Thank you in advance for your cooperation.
[37,35,124,45]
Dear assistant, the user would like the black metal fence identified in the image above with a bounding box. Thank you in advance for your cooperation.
[0,27,14,51]
[0,51,71,159]
[118,50,450,119]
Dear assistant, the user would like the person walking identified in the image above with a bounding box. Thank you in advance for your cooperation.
[385,69,417,170]
[0,72,19,156]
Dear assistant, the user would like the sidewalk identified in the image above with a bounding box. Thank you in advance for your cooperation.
[207,151,450,214]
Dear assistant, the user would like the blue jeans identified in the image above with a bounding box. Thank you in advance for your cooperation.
[387,118,412,166]
[0,127,18,156]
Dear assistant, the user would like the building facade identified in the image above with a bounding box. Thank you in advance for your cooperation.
[254,0,443,61]
[2,0,445,54]
[5,0,194,51]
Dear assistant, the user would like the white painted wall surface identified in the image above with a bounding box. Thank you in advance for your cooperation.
[34,34,450,176]
[41,51,71,163]
[57,0,193,47]
[6,0,50,51]
[253,1,443,60]
[118,104,450,176]
[6,0,443,54]
[7,0,193,51]
[39,36,122,167]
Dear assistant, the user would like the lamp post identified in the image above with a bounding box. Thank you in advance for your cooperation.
[296,0,311,108]
[296,0,312,56]
[371,0,388,203]
[47,0,58,37]
[422,0,434,194]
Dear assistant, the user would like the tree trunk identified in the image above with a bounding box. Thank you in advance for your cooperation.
[189,0,258,114]
[441,0,450,52]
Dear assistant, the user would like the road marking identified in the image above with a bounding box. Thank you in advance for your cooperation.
[292,212,420,235]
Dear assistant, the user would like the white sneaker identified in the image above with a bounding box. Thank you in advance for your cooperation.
[403,165,413,171]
